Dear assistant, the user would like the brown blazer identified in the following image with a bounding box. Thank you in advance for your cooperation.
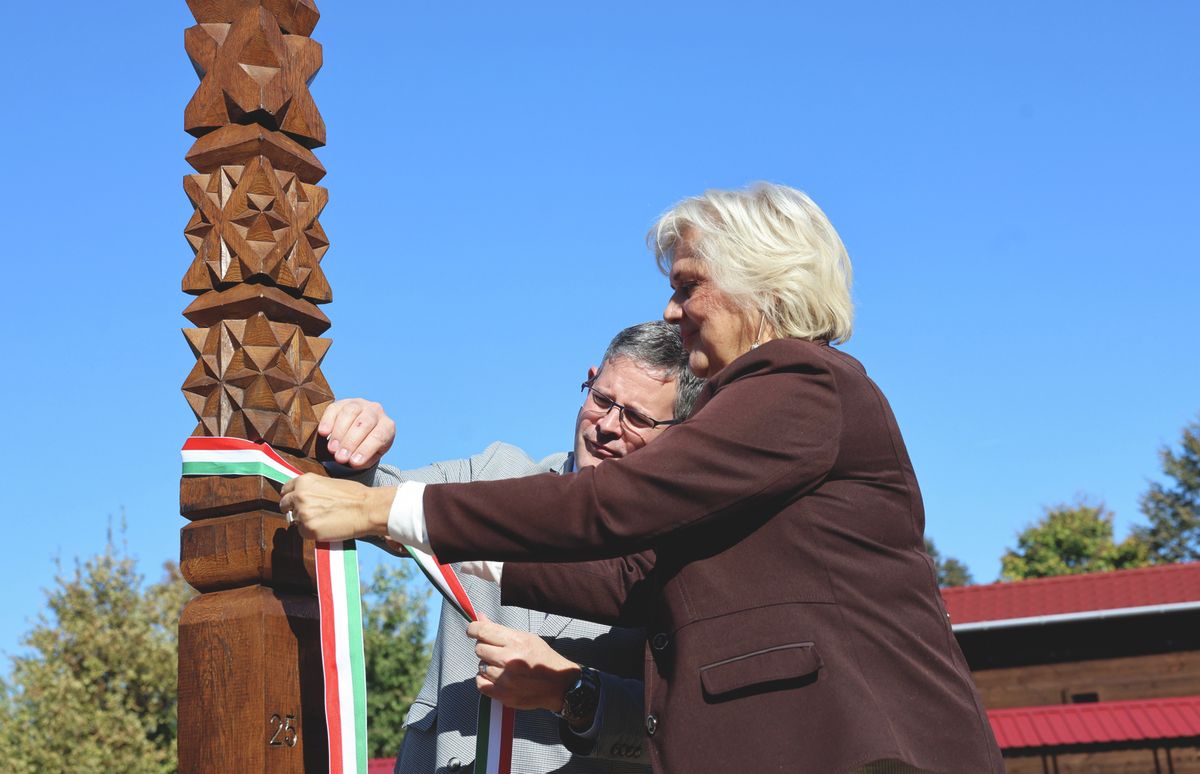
[425,339,1003,773]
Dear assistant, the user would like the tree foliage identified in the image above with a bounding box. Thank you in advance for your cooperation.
[1000,499,1150,581]
[1,527,433,768]
[1134,417,1200,564]
[0,530,194,774]
[924,537,974,587]
[362,561,432,759]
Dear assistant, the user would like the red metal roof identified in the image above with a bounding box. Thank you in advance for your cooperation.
[940,562,1200,626]
[369,698,1200,765]
[988,695,1200,750]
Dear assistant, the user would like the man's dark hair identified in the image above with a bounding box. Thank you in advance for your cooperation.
[599,321,705,420]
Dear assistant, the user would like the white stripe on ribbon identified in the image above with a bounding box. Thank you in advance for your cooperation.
[180,447,298,481]
[326,542,359,773]
[179,437,513,774]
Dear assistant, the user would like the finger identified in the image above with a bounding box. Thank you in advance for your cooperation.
[467,618,510,646]
[466,612,492,639]
[317,400,346,439]
[280,478,296,496]
[278,492,293,515]
[348,419,395,468]
[474,642,508,666]
[327,401,366,454]
[476,675,498,696]
[336,404,385,465]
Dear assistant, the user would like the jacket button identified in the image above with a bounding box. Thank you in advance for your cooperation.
[448,758,463,771]
[645,713,658,736]
[651,632,669,651]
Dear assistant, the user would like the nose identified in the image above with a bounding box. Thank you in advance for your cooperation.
[596,404,623,436]
[664,296,682,323]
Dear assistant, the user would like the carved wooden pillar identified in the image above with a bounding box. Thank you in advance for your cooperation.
[177,1,334,770]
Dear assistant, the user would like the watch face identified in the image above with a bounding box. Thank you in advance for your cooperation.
[563,666,601,721]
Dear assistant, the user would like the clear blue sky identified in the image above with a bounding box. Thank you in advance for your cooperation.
[1,2,1197,665]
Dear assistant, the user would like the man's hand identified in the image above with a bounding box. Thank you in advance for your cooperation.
[319,398,396,469]
[279,474,395,541]
[469,615,581,715]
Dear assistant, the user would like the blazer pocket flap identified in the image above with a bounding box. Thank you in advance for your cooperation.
[700,642,821,698]
[403,699,437,732]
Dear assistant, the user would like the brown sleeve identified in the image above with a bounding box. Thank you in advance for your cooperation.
[425,353,841,563]
[502,550,657,627]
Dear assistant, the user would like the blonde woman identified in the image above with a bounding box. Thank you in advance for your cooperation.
[284,184,1003,773]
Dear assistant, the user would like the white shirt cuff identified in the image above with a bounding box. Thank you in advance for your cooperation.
[387,481,430,552]
[459,560,505,584]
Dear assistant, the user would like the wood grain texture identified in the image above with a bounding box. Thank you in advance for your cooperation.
[180,510,317,592]
[180,444,323,518]
[178,2,334,769]
[974,650,1200,710]
[182,283,331,336]
[181,312,334,457]
[187,0,320,37]
[177,585,326,773]
[185,6,324,147]
[186,124,325,183]
[182,156,331,304]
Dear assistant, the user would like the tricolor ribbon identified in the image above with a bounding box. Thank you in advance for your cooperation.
[182,437,367,773]
[180,437,514,774]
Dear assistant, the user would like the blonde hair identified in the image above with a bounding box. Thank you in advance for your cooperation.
[649,183,854,344]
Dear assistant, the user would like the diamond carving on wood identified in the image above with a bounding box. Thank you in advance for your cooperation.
[187,0,320,37]
[181,312,334,455]
[185,5,325,148]
[182,156,331,302]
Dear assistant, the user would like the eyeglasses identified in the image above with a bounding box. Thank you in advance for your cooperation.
[580,380,682,433]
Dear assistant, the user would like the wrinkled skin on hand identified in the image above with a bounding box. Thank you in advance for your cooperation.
[469,614,582,714]
[319,398,396,468]
[279,474,394,542]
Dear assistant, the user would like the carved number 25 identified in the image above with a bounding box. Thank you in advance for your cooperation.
[268,714,298,748]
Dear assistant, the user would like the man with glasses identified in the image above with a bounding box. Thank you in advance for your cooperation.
[322,321,703,774]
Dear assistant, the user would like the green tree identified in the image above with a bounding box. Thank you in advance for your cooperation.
[1134,417,1200,564]
[924,537,974,587]
[0,529,195,774]
[0,527,433,767]
[1000,499,1150,581]
[362,561,431,759]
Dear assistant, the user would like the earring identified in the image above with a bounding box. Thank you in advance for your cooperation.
[750,316,768,349]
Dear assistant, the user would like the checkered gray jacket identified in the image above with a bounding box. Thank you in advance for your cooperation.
[370,442,650,774]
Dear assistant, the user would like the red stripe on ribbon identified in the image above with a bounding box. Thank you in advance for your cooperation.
[315,543,344,772]
[181,436,304,476]
[498,705,516,774]
[436,561,479,621]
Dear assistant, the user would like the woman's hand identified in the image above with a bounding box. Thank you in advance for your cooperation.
[279,474,395,541]
[319,398,396,469]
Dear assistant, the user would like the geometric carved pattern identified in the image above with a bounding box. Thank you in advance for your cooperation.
[182,156,331,303]
[185,5,325,148]
[178,2,330,769]
[181,312,333,456]
[186,0,320,37]
[185,123,325,182]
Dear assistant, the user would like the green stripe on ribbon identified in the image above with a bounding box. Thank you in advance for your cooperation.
[476,695,492,769]
[342,540,368,774]
[181,460,292,485]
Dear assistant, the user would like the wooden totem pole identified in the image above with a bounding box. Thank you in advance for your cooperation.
[177,0,333,770]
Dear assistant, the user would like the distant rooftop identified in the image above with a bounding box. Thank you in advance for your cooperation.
[941,562,1200,631]
[989,695,1200,750]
